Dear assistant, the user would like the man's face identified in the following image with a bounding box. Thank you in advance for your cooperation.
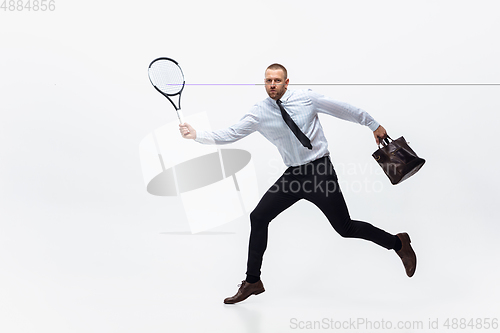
[264,69,289,100]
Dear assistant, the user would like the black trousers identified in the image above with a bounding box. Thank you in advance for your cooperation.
[246,156,397,279]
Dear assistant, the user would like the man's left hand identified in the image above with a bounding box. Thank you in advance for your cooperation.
[373,125,388,145]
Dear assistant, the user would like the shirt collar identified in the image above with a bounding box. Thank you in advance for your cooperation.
[268,89,292,104]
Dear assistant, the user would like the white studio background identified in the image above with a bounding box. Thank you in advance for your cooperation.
[1,1,499,332]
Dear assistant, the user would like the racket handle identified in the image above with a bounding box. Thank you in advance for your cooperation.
[177,110,190,135]
[176,110,185,124]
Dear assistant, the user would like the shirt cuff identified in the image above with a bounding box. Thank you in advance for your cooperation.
[194,130,215,144]
[368,121,380,132]
[194,130,206,143]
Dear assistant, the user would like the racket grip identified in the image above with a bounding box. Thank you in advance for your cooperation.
[176,110,185,124]
[177,110,190,135]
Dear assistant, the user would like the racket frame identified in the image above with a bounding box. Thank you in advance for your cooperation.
[148,57,186,122]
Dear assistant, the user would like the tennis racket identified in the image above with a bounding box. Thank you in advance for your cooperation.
[148,57,186,124]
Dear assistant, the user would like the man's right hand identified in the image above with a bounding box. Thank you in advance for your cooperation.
[179,123,196,140]
[373,125,387,145]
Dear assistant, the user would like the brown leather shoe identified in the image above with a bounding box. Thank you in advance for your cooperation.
[396,232,417,277]
[223,280,265,304]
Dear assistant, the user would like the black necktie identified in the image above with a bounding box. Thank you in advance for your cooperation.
[276,99,312,150]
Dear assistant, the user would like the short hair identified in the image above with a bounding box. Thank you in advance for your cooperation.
[266,63,287,80]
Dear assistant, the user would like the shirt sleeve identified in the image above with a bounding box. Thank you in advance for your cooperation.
[194,109,259,145]
[307,89,380,131]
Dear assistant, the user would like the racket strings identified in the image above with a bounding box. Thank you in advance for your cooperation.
[149,60,184,95]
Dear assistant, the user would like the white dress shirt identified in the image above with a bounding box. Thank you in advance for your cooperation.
[195,89,380,167]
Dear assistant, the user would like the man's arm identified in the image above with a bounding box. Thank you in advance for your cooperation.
[308,90,387,144]
[178,112,259,144]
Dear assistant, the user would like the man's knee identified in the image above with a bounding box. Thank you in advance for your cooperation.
[336,227,351,238]
[332,218,356,238]
[250,210,265,226]
[250,208,274,228]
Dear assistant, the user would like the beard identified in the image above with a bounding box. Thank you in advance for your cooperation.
[266,86,286,100]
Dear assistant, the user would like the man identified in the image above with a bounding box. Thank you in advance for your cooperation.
[179,64,417,304]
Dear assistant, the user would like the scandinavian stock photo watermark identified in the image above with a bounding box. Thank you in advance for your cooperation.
[289,317,499,331]
[267,158,387,195]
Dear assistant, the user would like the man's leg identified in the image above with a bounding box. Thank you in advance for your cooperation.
[303,158,416,276]
[224,171,300,304]
[246,172,301,281]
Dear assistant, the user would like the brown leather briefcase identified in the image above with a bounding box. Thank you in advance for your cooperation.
[372,136,425,185]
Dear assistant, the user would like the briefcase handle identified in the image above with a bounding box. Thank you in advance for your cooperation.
[378,135,392,148]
